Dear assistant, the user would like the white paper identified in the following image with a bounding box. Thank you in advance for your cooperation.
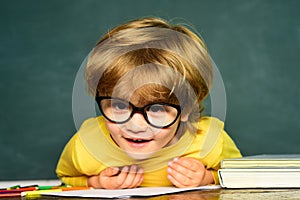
[0,179,62,188]
[42,185,221,198]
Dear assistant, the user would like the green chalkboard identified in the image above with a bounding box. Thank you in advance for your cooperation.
[0,0,299,180]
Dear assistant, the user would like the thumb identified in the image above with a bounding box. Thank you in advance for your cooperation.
[101,167,120,177]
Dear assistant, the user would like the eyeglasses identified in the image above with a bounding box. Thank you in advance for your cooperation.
[96,96,181,128]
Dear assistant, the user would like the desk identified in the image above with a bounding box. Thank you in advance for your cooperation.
[3,189,300,200]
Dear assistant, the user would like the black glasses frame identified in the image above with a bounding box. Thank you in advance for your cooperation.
[95,96,181,128]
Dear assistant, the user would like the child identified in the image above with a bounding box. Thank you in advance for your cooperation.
[56,17,242,189]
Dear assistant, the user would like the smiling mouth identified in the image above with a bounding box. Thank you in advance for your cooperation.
[125,138,153,144]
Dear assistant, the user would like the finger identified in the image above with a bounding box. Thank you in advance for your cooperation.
[101,167,120,177]
[120,165,139,188]
[131,167,144,188]
[168,164,193,187]
[167,173,188,188]
[172,157,202,173]
[115,166,130,187]
[169,158,204,179]
[168,160,194,179]
[99,167,121,189]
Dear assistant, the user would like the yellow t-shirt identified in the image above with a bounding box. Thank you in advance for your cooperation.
[56,116,242,186]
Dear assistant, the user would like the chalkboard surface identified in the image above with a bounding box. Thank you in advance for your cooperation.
[1,0,299,180]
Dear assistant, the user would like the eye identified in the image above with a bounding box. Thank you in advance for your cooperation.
[148,104,166,113]
[111,101,129,110]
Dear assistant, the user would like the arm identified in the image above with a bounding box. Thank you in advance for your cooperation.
[167,117,242,187]
[56,134,91,186]
[56,135,144,188]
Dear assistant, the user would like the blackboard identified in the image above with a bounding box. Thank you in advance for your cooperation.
[1,0,299,180]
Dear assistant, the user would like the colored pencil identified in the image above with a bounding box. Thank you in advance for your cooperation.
[0,193,22,198]
[0,187,37,193]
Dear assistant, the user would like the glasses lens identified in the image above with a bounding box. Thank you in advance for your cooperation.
[100,98,131,122]
[145,104,179,127]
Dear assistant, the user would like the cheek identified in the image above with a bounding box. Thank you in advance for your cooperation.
[105,121,121,137]
[154,125,178,143]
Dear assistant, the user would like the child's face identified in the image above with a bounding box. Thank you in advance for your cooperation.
[104,109,181,155]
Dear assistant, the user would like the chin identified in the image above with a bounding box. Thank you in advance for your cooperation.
[124,150,155,160]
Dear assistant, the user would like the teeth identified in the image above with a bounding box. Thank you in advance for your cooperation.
[125,136,153,143]
[128,138,151,143]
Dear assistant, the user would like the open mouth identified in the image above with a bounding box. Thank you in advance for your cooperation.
[125,138,153,144]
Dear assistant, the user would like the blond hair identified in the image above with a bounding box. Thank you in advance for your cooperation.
[85,17,213,132]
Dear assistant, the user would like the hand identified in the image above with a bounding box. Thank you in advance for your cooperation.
[88,165,144,189]
[167,157,214,187]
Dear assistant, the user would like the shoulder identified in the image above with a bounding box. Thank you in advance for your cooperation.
[61,117,108,169]
[66,116,107,149]
[194,116,225,142]
[76,116,107,134]
[194,116,242,165]
[191,116,229,159]
[198,116,224,132]
[78,116,104,129]
[185,116,225,156]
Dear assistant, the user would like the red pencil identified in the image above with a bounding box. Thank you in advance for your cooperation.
[0,192,22,198]
[0,187,37,193]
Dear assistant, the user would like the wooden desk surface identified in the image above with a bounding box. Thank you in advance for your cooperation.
[3,188,300,200]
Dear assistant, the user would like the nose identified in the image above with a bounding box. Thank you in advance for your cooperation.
[124,112,148,132]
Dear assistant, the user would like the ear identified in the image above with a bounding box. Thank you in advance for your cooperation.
[180,113,190,122]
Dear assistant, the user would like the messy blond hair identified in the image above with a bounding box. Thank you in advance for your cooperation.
[85,17,213,132]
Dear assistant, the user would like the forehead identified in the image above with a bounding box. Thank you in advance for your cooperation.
[113,83,178,107]
[110,64,182,105]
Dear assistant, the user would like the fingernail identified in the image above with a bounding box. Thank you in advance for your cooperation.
[131,165,137,172]
[173,157,179,162]
[122,166,129,172]
[168,161,173,166]
[137,168,144,174]
[112,167,120,171]
[167,168,172,173]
